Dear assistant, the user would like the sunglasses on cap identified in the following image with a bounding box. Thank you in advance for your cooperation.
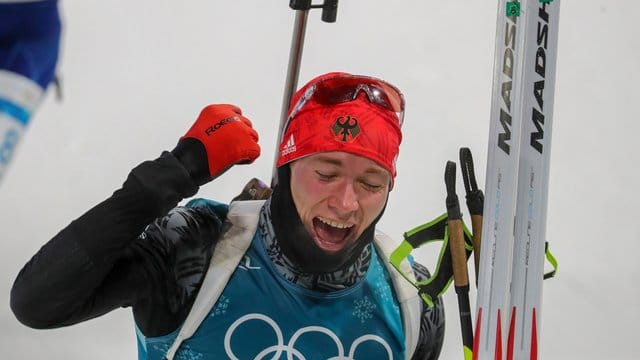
[286,74,405,130]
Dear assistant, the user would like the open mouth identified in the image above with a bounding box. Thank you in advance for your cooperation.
[312,216,355,253]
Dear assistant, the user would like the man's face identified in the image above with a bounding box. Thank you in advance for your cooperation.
[289,151,391,254]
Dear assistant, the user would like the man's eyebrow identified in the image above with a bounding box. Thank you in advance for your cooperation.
[313,156,343,166]
[313,155,389,176]
[363,167,387,176]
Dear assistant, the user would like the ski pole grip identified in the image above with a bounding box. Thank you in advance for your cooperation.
[449,219,470,288]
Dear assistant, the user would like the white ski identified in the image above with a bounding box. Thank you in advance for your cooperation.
[474,1,561,359]
[474,1,529,359]
[507,1,560,359]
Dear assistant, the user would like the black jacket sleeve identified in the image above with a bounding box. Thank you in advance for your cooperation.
[10,152,200,333]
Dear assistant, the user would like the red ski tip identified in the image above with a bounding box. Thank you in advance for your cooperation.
[507,306,516,360]
[531,308,538,360]
[495,310,503,360]
[473,308,482,360]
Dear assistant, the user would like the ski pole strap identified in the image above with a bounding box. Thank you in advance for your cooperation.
[459,148,484,216]
[544,241,558,280]
[389,213,473,308]
[389,214,558,308]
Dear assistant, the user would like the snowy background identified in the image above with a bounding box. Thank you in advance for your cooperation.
[1,1,638,359]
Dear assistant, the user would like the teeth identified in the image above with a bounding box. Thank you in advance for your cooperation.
[318,217,354,229]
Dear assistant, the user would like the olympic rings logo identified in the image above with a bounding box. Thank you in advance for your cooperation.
[223,313,393,360]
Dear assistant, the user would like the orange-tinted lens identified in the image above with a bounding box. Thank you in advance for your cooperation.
[314,76,405,116]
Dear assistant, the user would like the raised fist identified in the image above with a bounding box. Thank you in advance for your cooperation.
[172,104,260,185]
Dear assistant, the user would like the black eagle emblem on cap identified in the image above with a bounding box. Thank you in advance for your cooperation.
[332,115,361,142]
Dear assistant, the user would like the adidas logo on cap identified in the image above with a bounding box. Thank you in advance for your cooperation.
[281,134,296,156]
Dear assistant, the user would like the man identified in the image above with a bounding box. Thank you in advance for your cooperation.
[11,72,445,359]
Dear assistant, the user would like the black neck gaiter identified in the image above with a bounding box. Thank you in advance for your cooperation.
[269,166,387,274]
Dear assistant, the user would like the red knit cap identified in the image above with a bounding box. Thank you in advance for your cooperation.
[276,72,403,184]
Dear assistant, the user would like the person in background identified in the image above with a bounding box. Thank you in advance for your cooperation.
[0,0,61,184]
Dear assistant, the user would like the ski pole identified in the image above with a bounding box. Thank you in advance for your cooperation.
[445,161,474,360]
[459,147,484,286]
[271,0,339,188]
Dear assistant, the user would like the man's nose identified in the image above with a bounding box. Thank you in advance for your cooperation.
[330,180,359,213]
